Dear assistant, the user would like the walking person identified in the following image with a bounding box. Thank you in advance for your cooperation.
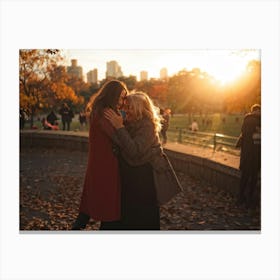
[191,119,199,132]
[71,80,128,230]
[160,108,171,144]
[59,103,74,131]
[79,110,87,129]
[20,108,27,129]
[236,104,261,209]
[104,92,182,230]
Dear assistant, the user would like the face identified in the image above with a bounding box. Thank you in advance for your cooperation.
[124,99,135,122]
[117,89,127,110]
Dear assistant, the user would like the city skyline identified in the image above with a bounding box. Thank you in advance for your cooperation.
[64,49,260,84]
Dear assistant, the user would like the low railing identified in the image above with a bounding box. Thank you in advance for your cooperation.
[167,128,240,155]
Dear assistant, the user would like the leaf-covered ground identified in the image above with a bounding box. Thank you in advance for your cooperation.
[20,148,260,231]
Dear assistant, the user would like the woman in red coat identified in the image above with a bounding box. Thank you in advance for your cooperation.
[71,80,128,230]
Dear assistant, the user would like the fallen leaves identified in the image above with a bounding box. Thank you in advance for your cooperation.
[20,148,260,231]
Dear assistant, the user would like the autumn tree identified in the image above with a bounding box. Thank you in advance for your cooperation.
[118,75,137,91]
[166,70,196,116]
[223,60,261,113]
[20,49,83,127]
[50,66,86,112]
[20,49,64,127]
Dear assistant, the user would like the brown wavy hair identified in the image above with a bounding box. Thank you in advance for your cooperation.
[86,80,128,120]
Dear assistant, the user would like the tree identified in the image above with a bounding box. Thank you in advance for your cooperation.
[52,66,86,112]
[20,50,83,127]
[134,79,168,108]
[223,60,261,113]
[20,49,63,127]
[118,75,137,90]
[166,70,195,115]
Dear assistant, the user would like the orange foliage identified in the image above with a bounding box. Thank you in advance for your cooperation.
[20,50,84,118]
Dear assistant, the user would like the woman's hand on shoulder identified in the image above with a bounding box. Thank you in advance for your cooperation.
[104,108,124,129]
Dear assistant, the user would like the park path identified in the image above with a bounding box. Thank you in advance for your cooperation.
[20,147,260,231]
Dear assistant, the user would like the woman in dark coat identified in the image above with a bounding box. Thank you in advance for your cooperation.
[104,92,182,230]
[71,80,128,230]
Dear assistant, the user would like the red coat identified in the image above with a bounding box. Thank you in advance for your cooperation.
[79,113,121,221]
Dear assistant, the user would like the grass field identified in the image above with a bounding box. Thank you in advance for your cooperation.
[22,113,243,155]
[26,113,243,136]
[169,113,243,137]
[166,113,243,153]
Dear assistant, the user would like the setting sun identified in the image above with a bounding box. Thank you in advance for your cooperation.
[199,52,251,85]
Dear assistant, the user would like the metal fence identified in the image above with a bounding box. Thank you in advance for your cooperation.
[167,128,240,156]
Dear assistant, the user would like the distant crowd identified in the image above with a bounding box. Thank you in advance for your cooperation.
[20,103,87,132]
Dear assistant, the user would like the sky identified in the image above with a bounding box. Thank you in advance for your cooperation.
[64,49,260,84]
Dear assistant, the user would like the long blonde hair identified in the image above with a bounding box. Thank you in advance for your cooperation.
[126,91,162,133]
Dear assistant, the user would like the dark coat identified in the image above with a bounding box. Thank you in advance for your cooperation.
[118,156,160,230]
[112,117,182,206]
[161,114,170,131]
[59,106,74,122]
[46,111,58,125]
[112,118,161,229]
[79,113,121,221]
[239,111,261,173]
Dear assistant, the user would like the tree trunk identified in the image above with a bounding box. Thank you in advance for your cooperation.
[29,108,35,128]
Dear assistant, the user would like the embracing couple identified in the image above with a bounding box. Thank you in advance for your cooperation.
[71,80,182,231]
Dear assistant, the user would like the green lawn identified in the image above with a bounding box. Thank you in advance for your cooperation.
[23,115,89,132]
[24,113,243,136]
[21,113,243,156]
[169,113,243,137]
[165,113,243,153]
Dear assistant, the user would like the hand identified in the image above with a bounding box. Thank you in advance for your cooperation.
[104,109,124,129]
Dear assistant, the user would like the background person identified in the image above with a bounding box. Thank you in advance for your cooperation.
[79,110,87,128]
[191,119,199,132]
[59,103,74,131]
[236,104,261,209]
[160,108,171,144]
[46,110,58,125]
[41,117,59,130]
[20,108,27,129]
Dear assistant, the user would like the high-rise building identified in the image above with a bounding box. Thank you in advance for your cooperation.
[87,69,98,84]
[160,67,168,80]
[140,71,148,81]
[106,60,123,78]
[67,59,83,80]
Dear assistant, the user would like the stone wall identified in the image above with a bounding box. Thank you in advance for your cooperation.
[20,131,241,195]
[164,149,240,195]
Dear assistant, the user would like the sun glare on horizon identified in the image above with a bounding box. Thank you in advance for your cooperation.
[200,52,253,85]
[65,49,260,83]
